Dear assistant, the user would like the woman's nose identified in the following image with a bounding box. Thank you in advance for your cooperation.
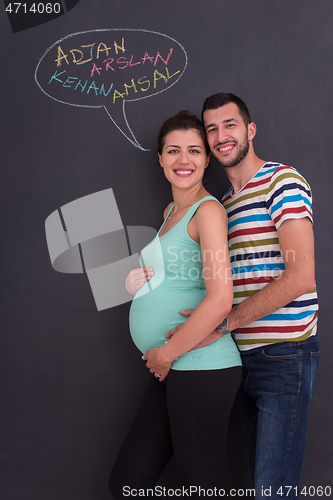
[178,151,189,163]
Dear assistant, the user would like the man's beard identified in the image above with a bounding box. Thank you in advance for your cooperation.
[214,135,249,168]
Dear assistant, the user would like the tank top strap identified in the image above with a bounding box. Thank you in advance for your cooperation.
[181,195,221,226]
[157,203,174,235]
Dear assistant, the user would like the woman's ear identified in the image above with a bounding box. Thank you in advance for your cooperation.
[158,153,163,168]
[205,153,210,169]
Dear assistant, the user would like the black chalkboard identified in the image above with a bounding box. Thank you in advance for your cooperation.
[1,1,332,499]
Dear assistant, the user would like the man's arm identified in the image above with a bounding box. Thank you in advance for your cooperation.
[227,216,316,331]
[168,216,316,346]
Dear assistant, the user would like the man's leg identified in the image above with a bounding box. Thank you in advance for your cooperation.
[239,337,320,500]
[109,376,174,499]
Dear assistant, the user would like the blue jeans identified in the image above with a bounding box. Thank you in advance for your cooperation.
[237,336,320,500]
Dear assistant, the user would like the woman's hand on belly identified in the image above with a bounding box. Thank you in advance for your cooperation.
[125,267,154,295]
[142,346,173,381]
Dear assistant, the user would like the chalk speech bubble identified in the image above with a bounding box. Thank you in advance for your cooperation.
[35,29,188,150]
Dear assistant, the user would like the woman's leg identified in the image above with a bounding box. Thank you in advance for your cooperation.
[167,366,242,497]
[109,376,174,499]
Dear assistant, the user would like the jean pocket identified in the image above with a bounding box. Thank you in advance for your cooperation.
[261,344,299,360]
[310,350,320,398]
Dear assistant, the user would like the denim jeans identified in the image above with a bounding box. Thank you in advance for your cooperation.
[237,336,320,500]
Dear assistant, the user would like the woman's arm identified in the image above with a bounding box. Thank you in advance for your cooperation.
[143,200,233,380]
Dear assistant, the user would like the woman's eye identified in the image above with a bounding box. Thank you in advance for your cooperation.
[189,149,200,154]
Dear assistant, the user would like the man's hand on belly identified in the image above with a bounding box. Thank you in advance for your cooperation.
[165,309,223,349]
[142,346,172,381]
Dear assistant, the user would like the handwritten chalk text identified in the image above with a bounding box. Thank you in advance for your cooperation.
[55,39,126,66]
[48,67,181,103]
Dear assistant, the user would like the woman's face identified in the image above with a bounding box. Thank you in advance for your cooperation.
[158,129,209,189]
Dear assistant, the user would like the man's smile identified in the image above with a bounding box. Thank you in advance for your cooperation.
[216,143,235,153]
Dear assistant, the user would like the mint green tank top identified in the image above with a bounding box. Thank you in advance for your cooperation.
[129,196,241,371]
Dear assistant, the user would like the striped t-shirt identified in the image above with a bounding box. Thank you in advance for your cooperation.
[222,162,318,353]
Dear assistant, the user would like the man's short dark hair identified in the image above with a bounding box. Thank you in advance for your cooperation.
[202,93,251,126]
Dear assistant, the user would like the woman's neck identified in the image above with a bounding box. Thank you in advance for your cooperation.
[171,184,207,213]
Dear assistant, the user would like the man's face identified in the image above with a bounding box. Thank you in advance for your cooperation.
[203,102,250,168]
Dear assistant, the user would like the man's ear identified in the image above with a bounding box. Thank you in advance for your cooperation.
[247,122,257,141]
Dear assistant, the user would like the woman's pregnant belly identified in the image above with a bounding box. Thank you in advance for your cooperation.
[129,285,206,354]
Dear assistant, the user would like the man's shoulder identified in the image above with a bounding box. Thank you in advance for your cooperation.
[221,162,311,205]
[221,162,292,201]
[261,161,300,179]
[266,162,311,192]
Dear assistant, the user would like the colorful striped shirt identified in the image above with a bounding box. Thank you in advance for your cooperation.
[222,162,318,353]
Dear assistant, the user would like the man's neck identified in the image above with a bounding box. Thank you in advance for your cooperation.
[224,151,266,194]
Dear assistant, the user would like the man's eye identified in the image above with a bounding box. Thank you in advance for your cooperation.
[207,128,216,133]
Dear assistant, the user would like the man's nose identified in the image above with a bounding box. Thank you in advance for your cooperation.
[217,126,228,144]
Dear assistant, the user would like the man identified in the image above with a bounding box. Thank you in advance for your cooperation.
[167,93,319,499]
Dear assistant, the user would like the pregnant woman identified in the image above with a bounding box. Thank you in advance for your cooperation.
[109,111,242,499]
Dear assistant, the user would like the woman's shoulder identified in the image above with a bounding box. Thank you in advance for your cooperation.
[187,196,227,242]
[196,197,226,217]
[163,201,174,220]
[192,198,227,232]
